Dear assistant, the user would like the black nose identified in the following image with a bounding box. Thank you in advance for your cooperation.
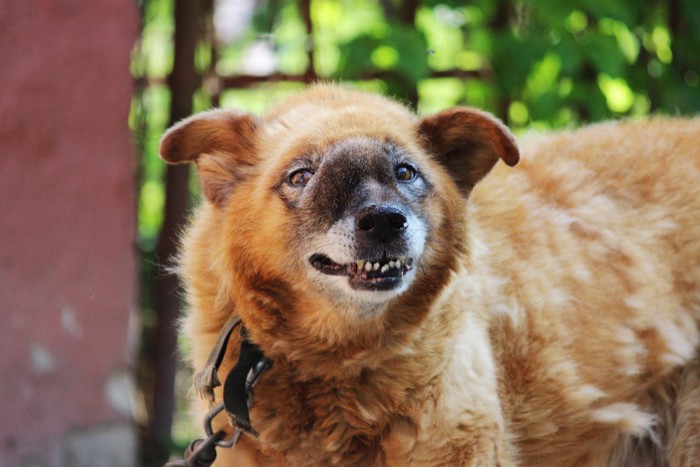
[356,206,408,243]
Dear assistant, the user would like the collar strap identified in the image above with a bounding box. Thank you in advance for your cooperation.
[193,316,272,437]
[194,315,242,401]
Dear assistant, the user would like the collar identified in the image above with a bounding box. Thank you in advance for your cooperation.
[194,315,273,437]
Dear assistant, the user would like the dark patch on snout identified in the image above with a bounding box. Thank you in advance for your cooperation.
[306,138,429,228]
[310,138,395,225]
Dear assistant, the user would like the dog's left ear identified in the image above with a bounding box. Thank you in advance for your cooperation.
[418,108,519,196]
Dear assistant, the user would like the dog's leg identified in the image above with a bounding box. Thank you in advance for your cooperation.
[667,357,700,467]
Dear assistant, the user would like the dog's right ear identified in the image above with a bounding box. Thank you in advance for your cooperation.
[159,110,259,207]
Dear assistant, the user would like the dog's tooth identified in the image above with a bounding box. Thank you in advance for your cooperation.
[357,260,365,271]
[381,264,389,273]
[373,262,380,271]
[365,262,372,272]
[389,261,396,268]
[395,259,402,268]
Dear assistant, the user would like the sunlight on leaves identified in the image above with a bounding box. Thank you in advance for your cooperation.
[652,26,673,64]
[508,101,530,126]
[598,74,635,113]
[417,78,464,115]
[371,45,399,69]
[564,11,588,34]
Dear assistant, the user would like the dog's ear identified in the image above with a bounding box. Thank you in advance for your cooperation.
[418,108,519,196]
[159,109,259,207]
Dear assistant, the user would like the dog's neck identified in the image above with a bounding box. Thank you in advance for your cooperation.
[247,253,475,380]
[240,276,454,381]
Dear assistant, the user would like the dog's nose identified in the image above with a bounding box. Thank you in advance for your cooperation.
[356,206,408,243]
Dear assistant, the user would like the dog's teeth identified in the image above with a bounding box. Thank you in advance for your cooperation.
[355,258,411,274]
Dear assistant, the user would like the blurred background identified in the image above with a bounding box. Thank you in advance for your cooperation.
[2,0,699,466]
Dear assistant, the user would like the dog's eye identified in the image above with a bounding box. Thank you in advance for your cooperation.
[289,168,314,187]
[395,164,417,182]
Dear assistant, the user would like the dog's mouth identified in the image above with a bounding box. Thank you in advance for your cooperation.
[309,253,414,291]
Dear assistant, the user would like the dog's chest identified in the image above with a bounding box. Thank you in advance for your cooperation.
[243,327,509,465]
[248,366,416,464]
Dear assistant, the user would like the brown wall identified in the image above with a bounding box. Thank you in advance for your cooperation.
[0,2,139,465]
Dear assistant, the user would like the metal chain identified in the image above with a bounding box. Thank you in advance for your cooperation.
[164,403,236,467]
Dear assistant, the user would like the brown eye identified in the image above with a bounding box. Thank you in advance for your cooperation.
[395,164,417,182]
[289,168,314,187]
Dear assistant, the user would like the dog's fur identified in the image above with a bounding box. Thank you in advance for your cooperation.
[160,84,700,466]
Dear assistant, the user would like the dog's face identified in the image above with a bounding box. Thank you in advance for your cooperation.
[280,136,429,304]
[160,86,518,322]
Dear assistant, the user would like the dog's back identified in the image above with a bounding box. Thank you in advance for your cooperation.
[470,118,700,465]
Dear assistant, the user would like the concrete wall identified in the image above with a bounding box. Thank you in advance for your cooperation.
[0,2,139,466]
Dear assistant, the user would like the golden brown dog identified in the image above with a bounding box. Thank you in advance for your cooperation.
[160,84,700,466]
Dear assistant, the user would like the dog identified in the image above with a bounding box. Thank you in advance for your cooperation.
[159,84,700,466]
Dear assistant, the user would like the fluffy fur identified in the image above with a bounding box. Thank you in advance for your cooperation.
[160,84,700,466]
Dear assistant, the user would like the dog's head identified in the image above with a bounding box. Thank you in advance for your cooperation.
[160,85,517,331]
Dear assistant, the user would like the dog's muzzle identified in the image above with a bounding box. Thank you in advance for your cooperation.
[309,204,421,292]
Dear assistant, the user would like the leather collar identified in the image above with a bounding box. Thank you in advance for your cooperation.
[194,315,272,437]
